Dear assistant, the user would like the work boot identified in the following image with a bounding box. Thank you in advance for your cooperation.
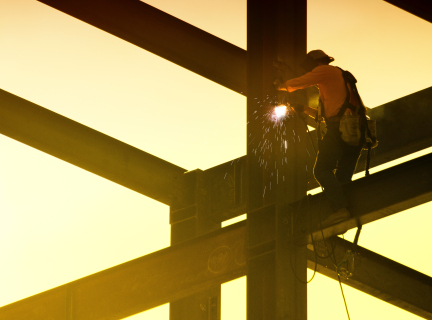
[320,207,350,228]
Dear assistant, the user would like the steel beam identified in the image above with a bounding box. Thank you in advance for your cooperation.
[0,89,186,205]
[2,219,432,319]
[3,82,427,214]
[169,169,223,320]
[37,0,247,95]
[0,221,247,320]
[309,236,432,319]
[294,152,432,244]
[384,0,432,23]
[362,86,432,169]
[35,1,432,99]
[246,0,308,319]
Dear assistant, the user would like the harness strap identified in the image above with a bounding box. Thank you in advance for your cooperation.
[336,67,375,177]
[336,68,360,118]
[315,98,323,141]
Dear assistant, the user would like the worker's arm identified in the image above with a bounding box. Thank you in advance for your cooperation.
[278,66,327,92]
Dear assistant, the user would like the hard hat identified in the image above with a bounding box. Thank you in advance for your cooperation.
[307,50,334,62]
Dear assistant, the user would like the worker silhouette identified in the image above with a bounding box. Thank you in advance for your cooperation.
[276,50,363,227]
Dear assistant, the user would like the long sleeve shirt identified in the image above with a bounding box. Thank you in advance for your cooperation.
[283,65,357,118]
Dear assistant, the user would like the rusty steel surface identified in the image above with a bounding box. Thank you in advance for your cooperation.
[309,236,432,319]
[37,0,247,95]
[0,221,247,320]
[295,152,432,244]
[384,0,432,23]
[0,89,186,205]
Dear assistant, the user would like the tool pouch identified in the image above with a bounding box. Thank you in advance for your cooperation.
[339,115,361,146]
[339,116,378,149]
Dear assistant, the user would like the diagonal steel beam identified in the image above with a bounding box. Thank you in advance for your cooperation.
[358,86,432,171]
[295,152,432,244]
[2,85,430,211]
[35,0,432,98]
[0,89,186,205]
[1,218,431,319]
[37,0,247,95]
[308,236,432,319]
[0,221,247,320]
[384,0,432,23]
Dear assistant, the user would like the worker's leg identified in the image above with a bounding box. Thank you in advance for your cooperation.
[335,144,363,184]
[313,124,347,211]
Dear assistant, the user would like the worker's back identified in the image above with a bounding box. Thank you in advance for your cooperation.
[312,65,347,118]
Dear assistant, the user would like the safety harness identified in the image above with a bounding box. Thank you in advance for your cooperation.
[317,68,377,177]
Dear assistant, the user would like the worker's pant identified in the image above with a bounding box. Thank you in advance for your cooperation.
[313,123,362,212]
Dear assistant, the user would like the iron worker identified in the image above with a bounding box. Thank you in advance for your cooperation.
[276,50,363,227]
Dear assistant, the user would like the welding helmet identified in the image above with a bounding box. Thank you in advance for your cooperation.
[300,50,334,72]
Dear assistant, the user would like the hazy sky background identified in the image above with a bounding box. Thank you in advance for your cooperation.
[0,0,431,319]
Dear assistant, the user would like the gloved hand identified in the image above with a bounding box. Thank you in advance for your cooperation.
[291,103,305,114]
[273,77,285,90]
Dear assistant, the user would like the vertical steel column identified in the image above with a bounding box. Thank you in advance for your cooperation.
[170,170,221,320]
[247,0,308,319]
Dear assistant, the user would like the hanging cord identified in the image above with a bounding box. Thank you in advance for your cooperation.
[291,112,353,320]
[304,116,352,320]
[337,273,351,320]
[331,226,362,320]
[304,117,337,259]
[286,116,325,284]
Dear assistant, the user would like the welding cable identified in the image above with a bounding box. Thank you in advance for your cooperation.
[337,273,352,320]
[330,250,352,320]
[325,234,352,320]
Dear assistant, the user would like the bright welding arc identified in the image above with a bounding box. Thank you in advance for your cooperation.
[274,104,288,121]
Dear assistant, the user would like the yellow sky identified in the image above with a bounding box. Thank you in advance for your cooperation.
[0,0,431,319]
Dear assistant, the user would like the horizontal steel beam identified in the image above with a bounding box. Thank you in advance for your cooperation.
[0,89,186,205]
[0,221,247,320]
[361,86,432,170]
[308,236,432,319]
[384,0,432,23]
[37,0,247,95]
[295,152,432,244]
[2,218,431,319]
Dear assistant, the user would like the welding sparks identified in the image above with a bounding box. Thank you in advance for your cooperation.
[248,97,299,198]
[274,105,288,120]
